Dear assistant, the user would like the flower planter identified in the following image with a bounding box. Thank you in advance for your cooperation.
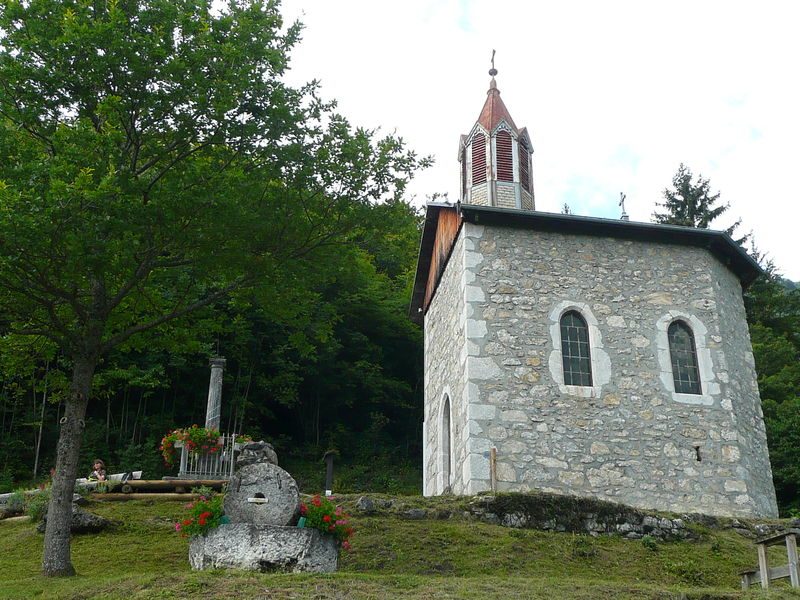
[189,523,338,573]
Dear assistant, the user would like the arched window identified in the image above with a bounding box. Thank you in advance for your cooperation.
[441,395,451,489]
[560,311,592,386]
[471,133,486,185]
[668,321,702,394]
[496,130,513,182]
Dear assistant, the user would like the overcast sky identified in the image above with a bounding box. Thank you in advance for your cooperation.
[280,0,800,280]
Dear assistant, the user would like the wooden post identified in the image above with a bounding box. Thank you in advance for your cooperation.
[323,451,335,497]
[758,543,770,590]
[787,533,800,588]
[489,447,497,492]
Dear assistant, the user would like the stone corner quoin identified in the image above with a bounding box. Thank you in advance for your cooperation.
[422,222,778,518]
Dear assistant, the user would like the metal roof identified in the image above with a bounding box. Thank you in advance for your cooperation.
[409,203,763,322]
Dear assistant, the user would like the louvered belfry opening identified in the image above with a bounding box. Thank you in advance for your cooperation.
[519,141,530,192]
[471,133,487,185]
[496,130,513,182]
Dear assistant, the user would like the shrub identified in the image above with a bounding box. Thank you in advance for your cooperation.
[641,535,659,552]
[666,558,709,585]
[571,535,597,558]
[5,489,26,514]
[300,495,353,550]
[25,488,50,523]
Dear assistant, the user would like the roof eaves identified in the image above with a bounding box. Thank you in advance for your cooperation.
[459,205,763,286]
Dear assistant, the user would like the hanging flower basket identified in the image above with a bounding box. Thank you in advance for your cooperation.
[160,425,222,467]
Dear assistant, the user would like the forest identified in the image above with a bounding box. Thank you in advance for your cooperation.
[0,0,798,526]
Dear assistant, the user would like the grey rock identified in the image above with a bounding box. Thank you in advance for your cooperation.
[754,524,772,537]
[482,512,501,525]
[236,441,279,468]
[224,462,299,527]
[501,513,527,528]
[376,498,394,509]
[355,496,376,514]
[37,504,113,534]
[189,523,337,573]
[403,508,427,520]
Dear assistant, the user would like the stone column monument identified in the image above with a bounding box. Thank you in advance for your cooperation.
[205,357,226,431]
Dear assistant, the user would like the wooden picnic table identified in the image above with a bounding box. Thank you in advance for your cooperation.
[740,528,800,590]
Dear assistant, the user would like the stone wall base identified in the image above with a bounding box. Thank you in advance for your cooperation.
[189,523,338,573]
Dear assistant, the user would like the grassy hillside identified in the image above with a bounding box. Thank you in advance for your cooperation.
[2,494,800,599]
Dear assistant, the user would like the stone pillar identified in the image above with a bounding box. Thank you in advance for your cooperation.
[205,357,226,431]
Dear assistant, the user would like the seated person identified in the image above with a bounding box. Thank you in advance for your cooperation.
[87,459,107,482]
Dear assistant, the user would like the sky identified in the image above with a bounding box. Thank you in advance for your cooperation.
[279,0,800,280]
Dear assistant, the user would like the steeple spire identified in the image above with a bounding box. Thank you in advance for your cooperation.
[458,54,535,211]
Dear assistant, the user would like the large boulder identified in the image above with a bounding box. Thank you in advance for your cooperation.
[36,504,114,534]
[189,523,337,573]
[236,441,279,468]
[224,462,299,526]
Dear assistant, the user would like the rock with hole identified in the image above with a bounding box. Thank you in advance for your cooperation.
[223,462,299,526]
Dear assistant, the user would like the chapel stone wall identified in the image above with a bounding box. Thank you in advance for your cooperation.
[449,224,777,517]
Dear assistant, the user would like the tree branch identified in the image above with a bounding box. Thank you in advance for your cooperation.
[99,277,250,354]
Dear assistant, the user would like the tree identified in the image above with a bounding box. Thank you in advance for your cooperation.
[0,0,425,576]
[744,252,800,513]
[653,163,747,243]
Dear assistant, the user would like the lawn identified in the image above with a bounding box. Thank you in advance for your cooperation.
[2,495,800,599]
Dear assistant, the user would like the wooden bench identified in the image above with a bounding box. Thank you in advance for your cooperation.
[740,528,800,589]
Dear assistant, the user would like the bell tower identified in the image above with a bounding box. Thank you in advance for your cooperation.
[459,55,534,210]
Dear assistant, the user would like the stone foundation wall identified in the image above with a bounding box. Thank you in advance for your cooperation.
[426,224,777,517]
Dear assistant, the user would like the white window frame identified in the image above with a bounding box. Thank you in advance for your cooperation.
[548,301,611,398]
[656,311,719,406]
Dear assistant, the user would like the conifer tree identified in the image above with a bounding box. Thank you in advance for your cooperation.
[653,163,747,243]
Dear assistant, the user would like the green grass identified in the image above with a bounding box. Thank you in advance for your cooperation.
[2,496,800,599]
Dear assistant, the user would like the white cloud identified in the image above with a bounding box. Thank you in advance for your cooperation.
[280,0,800,279]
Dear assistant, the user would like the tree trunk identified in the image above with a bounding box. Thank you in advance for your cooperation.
[41,354,96,577]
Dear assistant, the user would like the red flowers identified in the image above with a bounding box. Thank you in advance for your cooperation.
[299,495,354,550]
[175,492,224,538]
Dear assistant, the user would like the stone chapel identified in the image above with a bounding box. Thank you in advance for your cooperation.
[410,68,778,518]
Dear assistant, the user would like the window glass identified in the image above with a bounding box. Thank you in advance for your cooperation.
[560,311,592,386]
[668,321,702,394]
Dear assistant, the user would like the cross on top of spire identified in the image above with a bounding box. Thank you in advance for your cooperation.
[489,49,498,77]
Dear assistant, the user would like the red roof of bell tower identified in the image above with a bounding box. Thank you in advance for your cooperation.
[477,77,517,133]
